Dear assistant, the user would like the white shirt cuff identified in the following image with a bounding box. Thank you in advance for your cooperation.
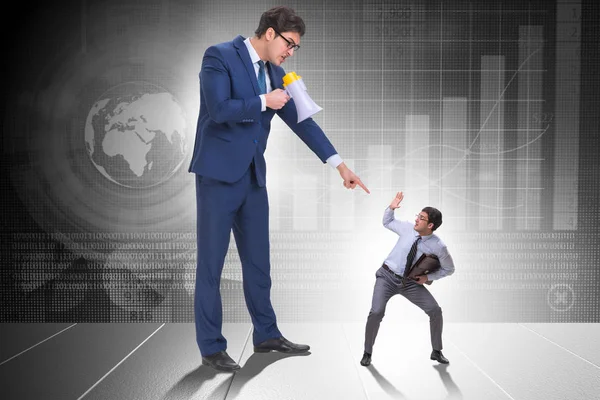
[326,154,343,168]
[260,94,266,112]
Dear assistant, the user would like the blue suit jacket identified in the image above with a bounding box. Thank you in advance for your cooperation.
[188,35,337,186]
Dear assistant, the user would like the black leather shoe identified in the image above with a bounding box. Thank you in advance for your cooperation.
[430,350,449,364]
[254,337,310,353]
[202,350,241,372]
[360,352,371,366]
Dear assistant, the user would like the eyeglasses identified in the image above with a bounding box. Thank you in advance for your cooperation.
[415,214,429,222]
[272,27,300,51]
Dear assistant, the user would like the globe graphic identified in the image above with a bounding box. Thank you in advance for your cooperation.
[85,82,187,188]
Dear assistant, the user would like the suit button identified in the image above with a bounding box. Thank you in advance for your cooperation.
[253,139,258,144]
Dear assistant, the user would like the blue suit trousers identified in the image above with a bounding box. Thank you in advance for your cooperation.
[194,166,281,356]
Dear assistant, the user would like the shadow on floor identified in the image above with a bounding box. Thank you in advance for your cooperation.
[433,363,463,400]
[367,364,406,398]
[163,351,311,399]
[162,364,222,399]
[224,351,312,398]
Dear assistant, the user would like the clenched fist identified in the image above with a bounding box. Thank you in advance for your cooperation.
[265,89,290,110]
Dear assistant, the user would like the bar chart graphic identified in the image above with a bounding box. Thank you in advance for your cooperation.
[265,1,584,235]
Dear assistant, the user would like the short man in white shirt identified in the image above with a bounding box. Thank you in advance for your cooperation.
[361,192,456,366]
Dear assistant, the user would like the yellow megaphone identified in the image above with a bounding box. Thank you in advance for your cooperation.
[282,72,323,123]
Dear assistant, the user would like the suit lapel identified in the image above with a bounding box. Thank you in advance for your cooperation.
[233,35,261,96]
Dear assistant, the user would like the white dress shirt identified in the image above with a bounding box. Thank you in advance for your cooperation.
[382,207,456,281]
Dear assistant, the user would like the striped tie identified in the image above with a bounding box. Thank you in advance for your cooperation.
[403,236,422,281]
[257,60,267,94]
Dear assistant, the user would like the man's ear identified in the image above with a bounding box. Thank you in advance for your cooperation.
[428,222,434,231]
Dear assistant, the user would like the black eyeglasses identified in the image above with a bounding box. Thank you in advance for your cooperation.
[415,214,429,222]
[272,28,300,51]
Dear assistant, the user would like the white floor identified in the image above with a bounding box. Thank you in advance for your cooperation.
[1,323,600,399]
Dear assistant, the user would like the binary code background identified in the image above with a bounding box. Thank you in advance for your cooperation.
[1,0,599,323]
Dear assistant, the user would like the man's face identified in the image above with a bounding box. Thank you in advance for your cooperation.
[414,212,433,235]
[266,28,300,66]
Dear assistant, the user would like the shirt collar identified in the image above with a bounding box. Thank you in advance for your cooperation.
[420,233,434,241]
[244,37,262,65]
[414,229,434,241]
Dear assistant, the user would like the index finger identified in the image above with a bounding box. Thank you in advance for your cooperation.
[357,179,370,194]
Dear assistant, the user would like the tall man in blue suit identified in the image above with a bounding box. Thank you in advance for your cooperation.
[189,6,370,371]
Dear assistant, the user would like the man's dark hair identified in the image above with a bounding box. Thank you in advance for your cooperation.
[422,207,443,231]
[255,6,306,38]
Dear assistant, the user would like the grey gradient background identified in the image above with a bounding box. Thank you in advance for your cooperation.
[2,1,600,399]
[1,0,599,326]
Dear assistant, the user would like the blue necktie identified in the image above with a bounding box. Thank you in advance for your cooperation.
[257,60,267,94]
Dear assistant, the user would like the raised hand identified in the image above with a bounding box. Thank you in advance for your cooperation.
[390,191,404,210]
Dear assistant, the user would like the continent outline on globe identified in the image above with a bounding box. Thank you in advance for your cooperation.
[85,83,188,188]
